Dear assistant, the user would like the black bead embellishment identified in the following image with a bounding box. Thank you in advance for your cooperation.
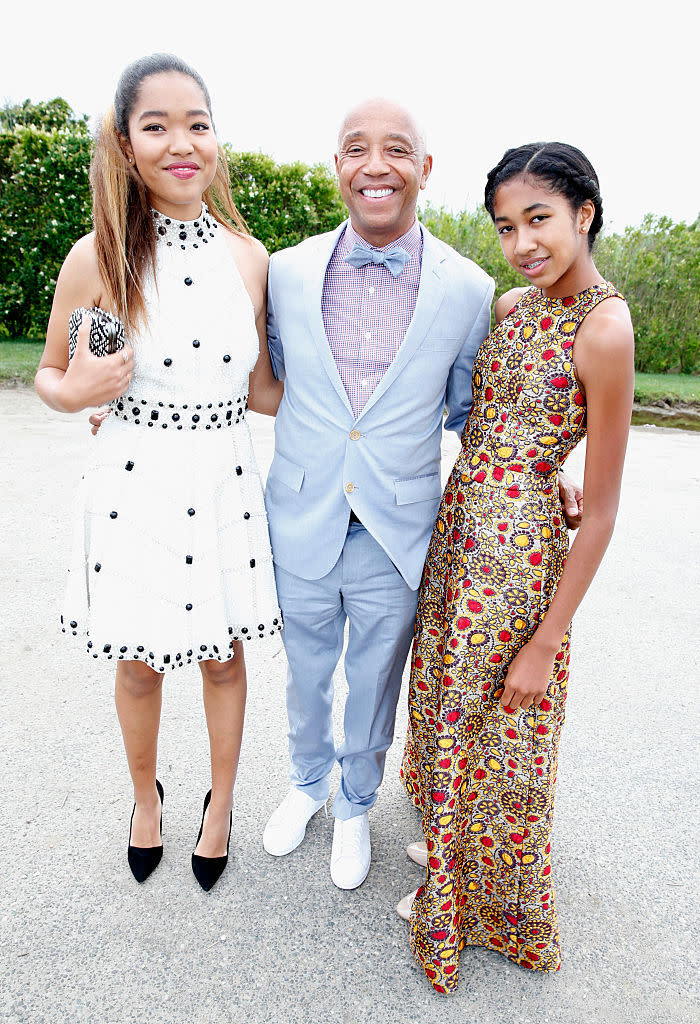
[94,563,101,572]
[188,508,196,517]
[243,512,250,520]
[236,466,242,476]
[164,358,172,367]
[110,511,118,519]
[184,277,193,286]
[103,644,111,653]
[223,354,231,363]
[185,555,193,564]
[186,604,193,611]
[192,339,200,348]
[249,559,256,568]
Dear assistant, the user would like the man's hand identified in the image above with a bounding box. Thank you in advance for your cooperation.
[558,469,583,530]
[89,407,111,436]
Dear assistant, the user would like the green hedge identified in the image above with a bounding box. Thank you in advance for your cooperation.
[1,99,698,373]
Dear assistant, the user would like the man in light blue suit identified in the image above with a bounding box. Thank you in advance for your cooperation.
[261,99,577,889]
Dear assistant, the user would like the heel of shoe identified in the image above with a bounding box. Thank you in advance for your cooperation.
[127,779,164,884]
[191,789,232,892]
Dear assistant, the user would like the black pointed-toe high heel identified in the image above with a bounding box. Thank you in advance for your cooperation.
[191,789,232,892]
[127,779,164,884]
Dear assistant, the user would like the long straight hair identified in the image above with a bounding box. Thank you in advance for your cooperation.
[90,54,248,334]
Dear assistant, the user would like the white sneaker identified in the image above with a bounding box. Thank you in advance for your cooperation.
[330,812,371,890]
[263,788,327,857]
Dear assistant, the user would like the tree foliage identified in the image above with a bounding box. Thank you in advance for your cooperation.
[0,96,697,374]
[0,101,92,337]
[225,149,346,252]
[595,215,699,373]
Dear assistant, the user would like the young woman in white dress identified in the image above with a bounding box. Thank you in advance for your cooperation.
[35,54,282,890]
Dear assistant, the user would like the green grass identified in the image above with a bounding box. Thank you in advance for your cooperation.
[1,340,698,405]
[0,340,45,385]
[634,372,700,406]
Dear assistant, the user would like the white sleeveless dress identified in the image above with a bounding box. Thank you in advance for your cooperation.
[62,206,282,671]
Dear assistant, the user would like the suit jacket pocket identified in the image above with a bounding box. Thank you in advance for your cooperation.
[394,473,442,505]
[419,338,461,353]
[268,451,305,493]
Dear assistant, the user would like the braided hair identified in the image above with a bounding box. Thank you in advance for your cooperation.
[484,142,603,250]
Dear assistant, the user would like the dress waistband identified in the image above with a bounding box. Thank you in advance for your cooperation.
[113,395,248,430]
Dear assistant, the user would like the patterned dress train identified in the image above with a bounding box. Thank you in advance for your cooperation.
[400,282,622,993]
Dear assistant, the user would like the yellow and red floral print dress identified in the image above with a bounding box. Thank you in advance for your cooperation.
[400,282,622,994]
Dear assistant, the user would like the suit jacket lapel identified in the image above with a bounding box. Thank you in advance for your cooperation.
[355,226,447,423]
[303,221,354,417]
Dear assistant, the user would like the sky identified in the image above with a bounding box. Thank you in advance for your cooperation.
[2,0,697,234]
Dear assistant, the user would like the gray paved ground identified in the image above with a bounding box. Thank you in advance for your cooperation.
[1,387,698,1024]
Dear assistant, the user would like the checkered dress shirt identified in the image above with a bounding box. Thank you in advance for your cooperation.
[321,219,423,418]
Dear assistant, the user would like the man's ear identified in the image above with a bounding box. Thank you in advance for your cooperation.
[420,153,433,190]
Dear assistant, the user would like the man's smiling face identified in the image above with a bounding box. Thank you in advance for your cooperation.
[335,99,432,247]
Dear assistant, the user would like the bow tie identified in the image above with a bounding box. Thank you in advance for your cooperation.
[344,241,410,277]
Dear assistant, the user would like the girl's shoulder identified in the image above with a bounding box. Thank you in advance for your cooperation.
[576,291,634,358]
[55,232,104,303]
[494,286,529,324]
[220,225,268,269]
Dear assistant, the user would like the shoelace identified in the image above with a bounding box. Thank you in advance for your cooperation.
[336,818,365,857]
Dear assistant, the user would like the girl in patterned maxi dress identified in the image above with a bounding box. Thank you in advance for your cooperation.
[398,143,635,992]
[35,54,282,890]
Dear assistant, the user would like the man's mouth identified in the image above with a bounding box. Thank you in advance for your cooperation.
[360,188,395,199]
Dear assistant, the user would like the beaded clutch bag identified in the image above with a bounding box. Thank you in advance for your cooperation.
[68,307,126,361]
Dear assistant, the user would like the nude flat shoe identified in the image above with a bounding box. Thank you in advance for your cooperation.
[396,889,418,921]
[406,840,428,868]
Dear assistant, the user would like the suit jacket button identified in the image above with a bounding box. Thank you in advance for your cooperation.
[345,482,355,493]
[349,430,361,440]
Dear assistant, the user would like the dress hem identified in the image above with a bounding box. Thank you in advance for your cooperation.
[61,618,283,672]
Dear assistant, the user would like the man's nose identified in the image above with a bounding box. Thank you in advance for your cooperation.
[364,146,391,175]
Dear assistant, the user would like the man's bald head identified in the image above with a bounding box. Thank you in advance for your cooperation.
[334,97,433,247]
[336,98,428,162]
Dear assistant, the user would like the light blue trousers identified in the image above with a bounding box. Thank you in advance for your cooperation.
[274,522,419,820]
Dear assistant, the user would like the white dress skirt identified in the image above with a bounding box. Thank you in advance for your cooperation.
[62,206,282,671]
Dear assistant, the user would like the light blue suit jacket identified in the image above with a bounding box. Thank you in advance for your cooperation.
[265,221,494,590]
